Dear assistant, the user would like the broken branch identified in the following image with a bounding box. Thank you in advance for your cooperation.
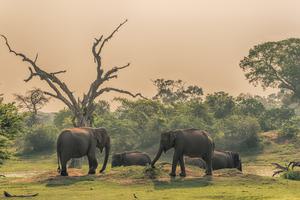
[4,191,38,198]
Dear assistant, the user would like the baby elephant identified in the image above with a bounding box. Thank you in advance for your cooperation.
[185,150,242,171]
[111,151,151,167]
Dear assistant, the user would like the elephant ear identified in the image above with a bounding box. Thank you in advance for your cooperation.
[93,129,104,149]
[169,130,179,146]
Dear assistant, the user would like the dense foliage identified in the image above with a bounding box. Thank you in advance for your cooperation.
[0,102,24,163]
[23,125,58,153]
[240,38,300,100]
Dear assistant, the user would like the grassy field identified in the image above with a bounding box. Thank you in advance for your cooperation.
[0,138,300,200]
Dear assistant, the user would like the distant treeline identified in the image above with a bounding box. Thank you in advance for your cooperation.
[1,79,300,163]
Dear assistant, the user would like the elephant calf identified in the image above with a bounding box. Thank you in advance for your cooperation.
[112,151,151,167]
[185,150,242,171]
[151,128,215,177]
[57,127,110,176]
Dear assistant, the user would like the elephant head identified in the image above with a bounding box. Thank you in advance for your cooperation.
[111,153,124,167]
[151,130,178,167]
[93,128,110,173]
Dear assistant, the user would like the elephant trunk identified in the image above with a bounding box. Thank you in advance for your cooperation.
[151,145,163,167]
[100,139,110,173]
[238,161,242,171]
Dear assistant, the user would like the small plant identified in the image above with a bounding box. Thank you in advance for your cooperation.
[272,161,300,180]
[143,166,162,179]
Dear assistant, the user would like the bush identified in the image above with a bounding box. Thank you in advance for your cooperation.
[279,117,300,139]
[0,135,10,164]
[282,170,300,181]
[260,106,295,131]
[217,115,261,151]
[24,125,58,153]
[0,102,24,162]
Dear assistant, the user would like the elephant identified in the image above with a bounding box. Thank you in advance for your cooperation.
[185,150,242,171]
[111,151,151,167]
[151,128,215,177]
[56,127,110,176]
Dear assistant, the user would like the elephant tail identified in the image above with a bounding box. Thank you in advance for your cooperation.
[57,137,62,173]
[57,151,61,173]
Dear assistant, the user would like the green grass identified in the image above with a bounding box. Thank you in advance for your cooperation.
[0,138,300,200]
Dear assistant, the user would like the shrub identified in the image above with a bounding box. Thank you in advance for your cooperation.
[0,102,24,162]
[282,170,300,181]
[218,115,261,151]
[279,117,300,139]
[260,106,295,131]
[24,125,58,153]
[0,135,10,164]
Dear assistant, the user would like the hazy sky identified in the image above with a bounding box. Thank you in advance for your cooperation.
[1,0,299,112]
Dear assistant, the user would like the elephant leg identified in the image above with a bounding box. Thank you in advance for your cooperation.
[204,154,213,176]
[179,155,186,177]
[87,155,98,175]
[170,150,180,177]
[60,156,69,176]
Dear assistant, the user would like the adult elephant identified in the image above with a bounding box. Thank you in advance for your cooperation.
[111,151,151,167]
[57,127,110,176]
[151,128,215,177]
[185,150,242,171]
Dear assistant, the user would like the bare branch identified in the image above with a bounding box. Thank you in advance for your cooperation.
[271,163,288,171]
[98,19,128,55]
[50,70,67,76]
[34,53,38,63]
[24,67,38,82]
[96,87,147,99]
[103,63,130,81]
[272,170,285,177]
[1,34,78,111]
[4,191,38,198]
[83,20,129,108]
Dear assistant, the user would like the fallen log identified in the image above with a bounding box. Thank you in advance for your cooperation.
[4,191,38,198]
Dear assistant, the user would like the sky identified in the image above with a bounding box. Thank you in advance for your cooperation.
[0,0,299,112]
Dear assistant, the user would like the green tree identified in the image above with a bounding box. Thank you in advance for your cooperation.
[205,92,235,118]
[235,94,265,117]
[220,115,261,151]
[152,79,203,104]
[53,109,73,130]
[0,102,23,163]
[240,38,300,99]
[260,106,295,131]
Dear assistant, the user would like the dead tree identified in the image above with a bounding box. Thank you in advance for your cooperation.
[4,191,38,198]
[14,88,50,126]
[1,19,144,127]
[272,161,300,177]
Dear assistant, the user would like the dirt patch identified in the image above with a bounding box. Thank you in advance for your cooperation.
[244,165,274,177]
[8,164,271,185]
[4,171,46,178]
[11,169,86,183]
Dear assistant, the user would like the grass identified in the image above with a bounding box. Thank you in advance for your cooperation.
[0,136,300,200]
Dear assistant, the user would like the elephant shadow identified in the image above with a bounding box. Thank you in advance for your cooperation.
[44,175,97,187]
[40,169,97,187]
[152,176,213,190]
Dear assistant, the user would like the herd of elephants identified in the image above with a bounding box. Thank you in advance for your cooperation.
[56,127,242,177]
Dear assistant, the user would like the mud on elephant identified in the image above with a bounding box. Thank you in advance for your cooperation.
[57,127,110,176]
[151,128,215,177]
[185,150,242,171]
[111,151,151,167]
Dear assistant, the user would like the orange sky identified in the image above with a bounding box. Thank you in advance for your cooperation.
[1,0,299,112]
